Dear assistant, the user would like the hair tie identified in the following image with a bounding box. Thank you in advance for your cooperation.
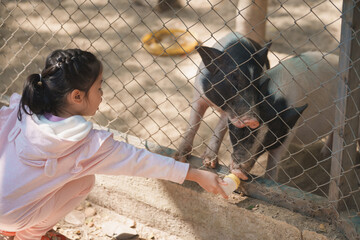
[37,74,43,86]
[56,56,65,68]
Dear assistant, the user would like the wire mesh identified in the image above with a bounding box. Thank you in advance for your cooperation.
[0,0,359,238]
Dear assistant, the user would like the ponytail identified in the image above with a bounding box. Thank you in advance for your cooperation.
[18,73,49,120]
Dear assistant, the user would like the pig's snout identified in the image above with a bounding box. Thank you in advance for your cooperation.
[230,116,259,129]
[230,163,249,181]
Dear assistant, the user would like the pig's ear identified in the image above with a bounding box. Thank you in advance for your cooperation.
[196,46,226,76]
[257,40,272,69]
[280,104,308,129]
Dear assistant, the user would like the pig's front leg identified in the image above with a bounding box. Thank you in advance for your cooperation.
[202,112,228,168]
[320,133,333,157]
[265,149,281,180]
[265,135,293,180]
[175,97,209,162]
[230,140,256,180]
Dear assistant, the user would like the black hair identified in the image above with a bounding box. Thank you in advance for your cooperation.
[18,49,102,120]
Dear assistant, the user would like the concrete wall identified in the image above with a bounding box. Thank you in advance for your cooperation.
[88,174,329,240]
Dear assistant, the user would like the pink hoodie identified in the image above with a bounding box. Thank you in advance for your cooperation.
[0,93,189,230]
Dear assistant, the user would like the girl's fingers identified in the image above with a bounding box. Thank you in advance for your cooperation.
[218,188,228,199]
[215,177,228,199]
[217,177,228,186]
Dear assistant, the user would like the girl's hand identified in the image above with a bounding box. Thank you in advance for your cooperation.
[185,167,228,199]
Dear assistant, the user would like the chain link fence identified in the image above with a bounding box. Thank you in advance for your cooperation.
[0,0,359,239]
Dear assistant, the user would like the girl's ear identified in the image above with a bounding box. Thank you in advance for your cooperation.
[68,89,85,104]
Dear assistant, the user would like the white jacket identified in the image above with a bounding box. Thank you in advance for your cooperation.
[0,93,189,230]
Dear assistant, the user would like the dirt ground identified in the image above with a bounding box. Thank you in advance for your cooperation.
[52,197,347,240]
[0,0,352,239]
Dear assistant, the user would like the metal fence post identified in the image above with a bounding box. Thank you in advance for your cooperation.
[329,0,360,211]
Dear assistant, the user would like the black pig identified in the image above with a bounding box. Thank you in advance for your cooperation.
[175,32,271,179]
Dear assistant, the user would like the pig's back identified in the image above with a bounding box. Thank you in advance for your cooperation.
[265,52,339,145]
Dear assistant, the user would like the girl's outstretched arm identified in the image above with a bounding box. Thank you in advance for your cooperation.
[185,167,228,199]
[78,135,229,199]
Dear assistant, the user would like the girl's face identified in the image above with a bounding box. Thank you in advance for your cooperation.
[82,70,103,116]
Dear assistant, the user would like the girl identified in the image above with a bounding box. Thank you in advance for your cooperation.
[0,49,227,240]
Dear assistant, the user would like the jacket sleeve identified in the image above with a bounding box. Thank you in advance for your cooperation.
[81,133,190,184]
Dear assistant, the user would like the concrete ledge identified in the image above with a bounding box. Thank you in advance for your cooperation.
[88,175,303,240]
[89,125,332,239]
